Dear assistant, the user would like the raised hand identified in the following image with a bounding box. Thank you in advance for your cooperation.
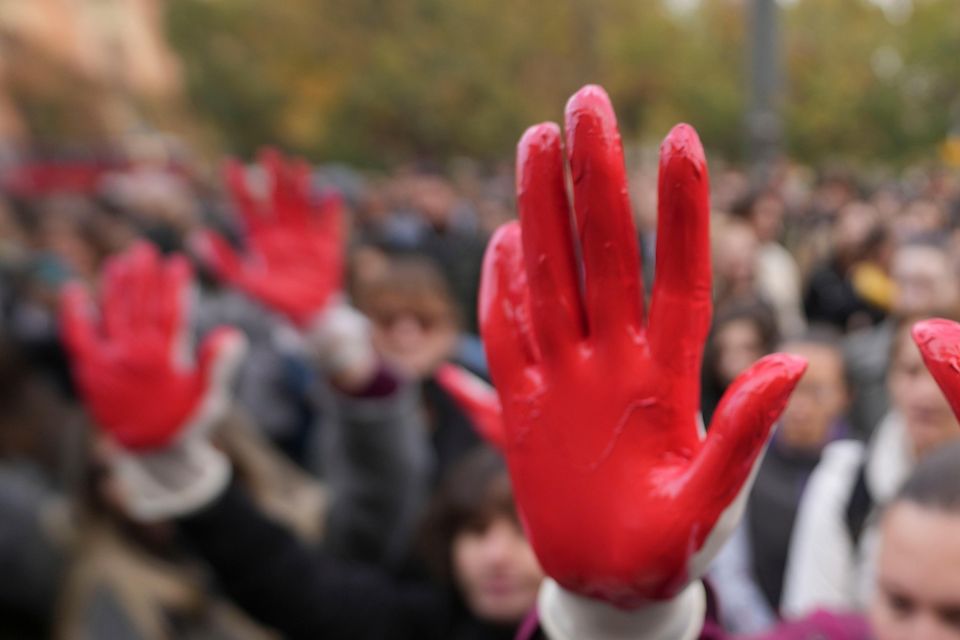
[196,149,343,327]
[912,318,960,419]
[481,85,806,607]
[60,241,245,451]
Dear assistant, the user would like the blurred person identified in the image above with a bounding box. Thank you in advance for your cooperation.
[892,199,948,241]
[890,237,960,318]
[172,446,542,640]
[847,225,896,315]
[351,248,488,483]
[701,300,780,425]
[194,279,318,464]
[0,337,76,639]
[378,171,487,332]
[867,440,960,640]
[732,190,806,338]
[99,138,201,252]
[194,152,435,567]
[810,170,859,221]
[56,410,328,640]
[59,248,542,636]
[418,447,546,637]
[354,252,461,380]
[845,235,960,439]
[804,200,887,332]
[711,328,850,634]
[782,317,960,618]
[869,183,904,227]
[710,167,751,215]
[712,215,761,310]
[59,238,495,638]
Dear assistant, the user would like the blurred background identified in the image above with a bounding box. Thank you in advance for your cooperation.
[0,1,960,638]
[0,0,958,168]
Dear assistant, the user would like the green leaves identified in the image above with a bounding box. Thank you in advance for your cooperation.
[166,0,960,167]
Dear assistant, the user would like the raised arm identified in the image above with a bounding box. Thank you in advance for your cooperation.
[471,85,807,639]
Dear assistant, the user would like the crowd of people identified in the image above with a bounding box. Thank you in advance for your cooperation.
[0,87,960,640]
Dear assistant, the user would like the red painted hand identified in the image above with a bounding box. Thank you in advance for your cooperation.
[60,242,245,451]
[913,318,960,420]
[480,85,807,607]
[197,149,343,327]
[435,363,507,450]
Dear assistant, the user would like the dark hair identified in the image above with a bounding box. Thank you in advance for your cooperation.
[729,188,779,221]
[704,299,780,377]
[893,440,960,513]
[418,447,516,583]
[700,298,780,424]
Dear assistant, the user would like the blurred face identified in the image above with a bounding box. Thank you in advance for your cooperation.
[833,202,877,256]
[889,331,960,459]
[892,246,958,317]
[714,319,765,386]
[751,194,785,243]
[714,223,758,295]
[453,515,544,624]
[778,343,848,451]
[369,291,458,378]
[870,502,960,640]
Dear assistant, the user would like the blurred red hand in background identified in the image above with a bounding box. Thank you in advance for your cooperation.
[197,149,344,327]
[60,241,245,451]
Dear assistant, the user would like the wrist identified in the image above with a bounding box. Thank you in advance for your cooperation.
[113,439,231,522]
[538,578,705,640]
[304,300,377,388]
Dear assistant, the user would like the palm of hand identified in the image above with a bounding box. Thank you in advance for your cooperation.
[61,243,229,451]
[481,86,805,607]
[201,149,343,327]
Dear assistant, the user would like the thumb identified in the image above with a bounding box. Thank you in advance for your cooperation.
[689,353,807,506]
[191,230,245,285]
[912,318,960,422]
[435,363,507,451]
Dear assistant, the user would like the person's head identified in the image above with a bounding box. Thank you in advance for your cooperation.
[888,319,960,459]
[891,238,960,318]
[351,250,460,379]
[704,300,780,390]
[712,217,759,301]
[893,199,948,241]
[870,441,960,640]
[421,448,543,625]
[778,328,849,452]
[833,201,879,262]
[732,189,785,244]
